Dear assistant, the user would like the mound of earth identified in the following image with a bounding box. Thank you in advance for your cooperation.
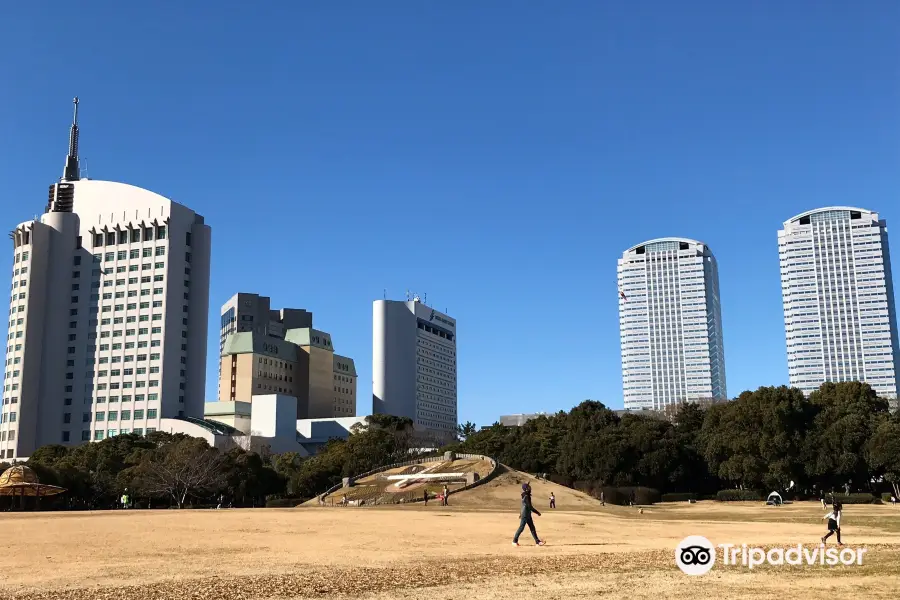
[446,465,604,511]
[305,457,496,507]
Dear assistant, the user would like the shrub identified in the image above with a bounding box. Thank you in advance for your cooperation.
[573,484,659,505]
[661,493,696,503]
[829,493,879,505]
[266,498,300,508]
[882,493,894,503]
[716,489,762,501]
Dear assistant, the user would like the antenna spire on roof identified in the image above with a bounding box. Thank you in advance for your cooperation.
[62,97,80,182]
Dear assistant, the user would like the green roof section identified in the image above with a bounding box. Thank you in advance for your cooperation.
[284,327,333,350]
[333,354,357,377]
[205,401,251,417]
[220,331,300,359]
[221,332,254,356]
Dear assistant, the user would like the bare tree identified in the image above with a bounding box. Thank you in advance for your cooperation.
[134,438,226,508]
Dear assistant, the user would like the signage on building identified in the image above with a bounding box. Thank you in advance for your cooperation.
[429,309,455,329]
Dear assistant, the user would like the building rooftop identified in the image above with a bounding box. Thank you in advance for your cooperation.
[784,206,874,225]
[623,237,705,254]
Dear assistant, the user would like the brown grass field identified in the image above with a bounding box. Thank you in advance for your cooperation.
[1,470,899,599]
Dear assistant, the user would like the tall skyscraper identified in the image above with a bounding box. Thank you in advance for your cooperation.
[618,238,727,411]
[0,99,211,459]
[373,296,457,441]
[778,207,899,403]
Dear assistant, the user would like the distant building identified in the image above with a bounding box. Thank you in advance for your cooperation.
[217,293,356,419]
[500,409,668,426]
[499,413,546,427]
[618,238,727,412]
[778,207,899,404]
[614,408,668,421]
[218,293,312,397]
[373,297,457,442]
[295,415,369,455]
[201,398,369,455]
[1,99,211,460]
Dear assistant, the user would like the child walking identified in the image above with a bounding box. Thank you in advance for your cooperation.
[513,483,545,546]
[821,502,842,545]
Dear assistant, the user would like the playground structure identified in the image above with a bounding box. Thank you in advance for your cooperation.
[314,452,499,506]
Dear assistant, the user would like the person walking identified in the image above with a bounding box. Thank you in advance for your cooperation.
[423,489,429,506]
[819,490,827,510]
[549,492,556,509]
[821,502,843,545]
[443,485,450,507]
[600,490,605,506]
[513,483,545,547]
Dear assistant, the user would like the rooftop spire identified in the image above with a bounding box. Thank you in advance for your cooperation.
[62,97,80,182]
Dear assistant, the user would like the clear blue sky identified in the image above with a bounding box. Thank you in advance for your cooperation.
[2,2,898,426]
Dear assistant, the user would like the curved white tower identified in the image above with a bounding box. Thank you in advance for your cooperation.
[0,100,211,460]
[617,238,727,411]
[372,298,457,442]
[778,207,899,404]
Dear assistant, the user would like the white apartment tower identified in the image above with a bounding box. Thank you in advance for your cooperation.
[0,99,211,459]
[618,238,727,411]
[778,207,899,403]
[373,297,457,441]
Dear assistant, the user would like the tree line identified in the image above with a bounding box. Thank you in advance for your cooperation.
[4,414,421,510]
[5,381,899,509]
[448,381,900,500]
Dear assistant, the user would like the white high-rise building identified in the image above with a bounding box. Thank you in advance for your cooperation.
[778,207,899,403]
[618,238,727,411]
[0,99,211,460]
[373,297,457,441]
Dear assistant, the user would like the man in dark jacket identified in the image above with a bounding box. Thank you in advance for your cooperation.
[513,483,545,546]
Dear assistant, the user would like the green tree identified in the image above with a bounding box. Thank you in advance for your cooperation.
[700,386,813,490]
[668,402,718,493]
[803,382,889,491]
[221,448,283,506]
[866,414,900,499]
[456,421,478,441]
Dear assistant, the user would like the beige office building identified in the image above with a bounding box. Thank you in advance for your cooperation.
[219,326,356,419]
[218,293,312,398]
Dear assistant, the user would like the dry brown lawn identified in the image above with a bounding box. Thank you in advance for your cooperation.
[2,472,900,599]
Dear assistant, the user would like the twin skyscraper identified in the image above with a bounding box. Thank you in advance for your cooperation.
[618,207,900,411]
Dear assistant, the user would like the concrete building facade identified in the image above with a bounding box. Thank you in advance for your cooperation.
[618,238,727,411]
[778,207,899,403]
[218,293,312,398]
[1,99,211,459]
[218,327,357,419]
[373,297,457,441]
